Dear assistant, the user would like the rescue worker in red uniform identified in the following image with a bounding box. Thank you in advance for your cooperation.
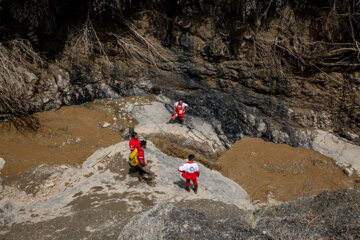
[129,132,140,151]
[137,140,153,182]
[168,99,189,124]
[178,154,200,193]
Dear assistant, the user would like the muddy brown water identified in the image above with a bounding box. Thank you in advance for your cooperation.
[0,96,358,203]
[0,96,155,178]
[0,105,122,178]
[218,136,359,202]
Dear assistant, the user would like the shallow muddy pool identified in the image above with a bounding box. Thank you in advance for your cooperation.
[0,105,122,177]
[218,136,359,201]
[0,96,155,178]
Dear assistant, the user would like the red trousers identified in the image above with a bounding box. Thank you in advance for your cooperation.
[172,113,185,120]
[186,179,198,186]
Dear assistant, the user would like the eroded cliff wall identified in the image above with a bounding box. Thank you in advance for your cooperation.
[0,0,359,148]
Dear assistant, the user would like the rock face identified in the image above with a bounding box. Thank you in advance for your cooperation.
[120,189,360,239]
[131,96,230,159]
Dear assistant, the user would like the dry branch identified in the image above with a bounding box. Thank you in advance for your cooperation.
[68,18,110,63]
[110,19,174,71]
[0,40,43,117]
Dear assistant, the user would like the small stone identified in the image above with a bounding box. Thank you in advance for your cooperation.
[0,157,5,171]
[344,167,354,177]
[75,138,82,143]
[44,182,55,188]
[102,122,111,128]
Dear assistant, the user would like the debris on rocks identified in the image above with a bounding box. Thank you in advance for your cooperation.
[102,122,111,128]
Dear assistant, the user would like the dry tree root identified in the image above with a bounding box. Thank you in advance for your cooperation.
[252,1,360,79]
[110,18,174,71]
[0,39,44,118]
[68,17,110,64]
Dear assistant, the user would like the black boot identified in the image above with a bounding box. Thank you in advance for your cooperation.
[194,185,198,194]
[185,186,190,192]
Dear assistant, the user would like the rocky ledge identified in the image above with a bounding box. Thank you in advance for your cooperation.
[121,189,360,240]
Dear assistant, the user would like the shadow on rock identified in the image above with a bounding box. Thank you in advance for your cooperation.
[173,179,187,189]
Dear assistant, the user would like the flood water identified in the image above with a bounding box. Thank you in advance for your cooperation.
[0,97,358,202]
[0,105,122,177]
[0,96,153,178]
[218,136,359,201]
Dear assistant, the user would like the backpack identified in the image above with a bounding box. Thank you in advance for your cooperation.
[129,148,139,167]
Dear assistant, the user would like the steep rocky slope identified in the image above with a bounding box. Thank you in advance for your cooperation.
[1,1,359,154]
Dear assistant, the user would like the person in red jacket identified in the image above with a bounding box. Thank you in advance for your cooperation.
[137,140,152,182]
[178,154,200,193]
[129,132,140,151]
[168,99,189,124]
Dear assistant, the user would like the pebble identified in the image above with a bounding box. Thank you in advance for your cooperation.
[44,182,55,188]
[102,122,111,128]
[0,157,5,171]
[344,167,354,177]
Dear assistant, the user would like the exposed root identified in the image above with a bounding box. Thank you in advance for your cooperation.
[110,18,175,71]
[68,18,110,63]
[0,40,44,117]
